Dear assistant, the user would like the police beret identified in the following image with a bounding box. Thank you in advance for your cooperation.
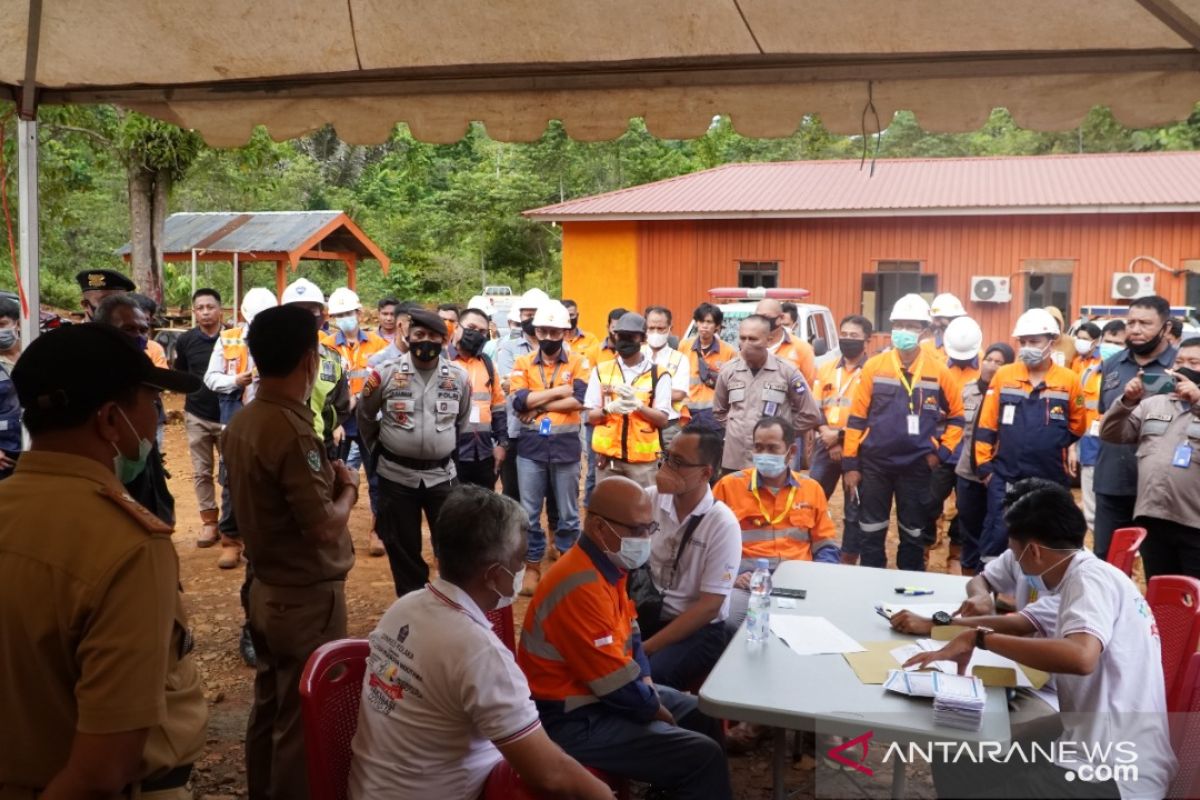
[408,309,447,336]
[75,269,136,293]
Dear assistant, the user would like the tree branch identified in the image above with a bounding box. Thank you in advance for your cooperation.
[42,124,113,149]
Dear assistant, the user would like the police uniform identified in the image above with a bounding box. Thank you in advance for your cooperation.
[75,268,136,319]
[359,338,472,597]
[681,335,736,431]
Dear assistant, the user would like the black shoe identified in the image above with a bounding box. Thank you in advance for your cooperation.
[239,624,257,668]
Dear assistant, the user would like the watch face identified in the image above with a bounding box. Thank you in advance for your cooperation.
[932,611,952,626]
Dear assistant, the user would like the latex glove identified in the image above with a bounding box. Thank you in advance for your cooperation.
[614,384,637,401]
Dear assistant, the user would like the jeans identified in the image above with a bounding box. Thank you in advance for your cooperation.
[517,456,580,563]
[584,423,598,507]
[647,622,729,691]
[858,463,932,571]
[956,477,990,572]
[1093,492,1136,562]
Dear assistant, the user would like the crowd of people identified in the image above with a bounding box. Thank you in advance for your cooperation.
[0,269,1193,799]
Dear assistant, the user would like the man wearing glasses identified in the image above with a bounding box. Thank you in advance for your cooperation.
[641,428,741,690]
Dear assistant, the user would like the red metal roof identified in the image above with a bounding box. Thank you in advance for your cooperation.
[524,152,1200,221]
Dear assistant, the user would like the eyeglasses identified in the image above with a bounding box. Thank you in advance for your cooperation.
[658,452,708,470]
[595,514,660,538]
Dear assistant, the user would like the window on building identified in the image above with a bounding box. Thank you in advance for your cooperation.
[1186,272,1200,313]
[1024,274,1073,314]
[738,261,779,289]
[861,261,936,332]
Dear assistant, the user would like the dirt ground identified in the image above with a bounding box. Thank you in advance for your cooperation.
[162,393,956,799]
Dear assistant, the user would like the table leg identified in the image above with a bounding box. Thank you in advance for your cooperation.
[773,728,787,800]
[891,759,907,799]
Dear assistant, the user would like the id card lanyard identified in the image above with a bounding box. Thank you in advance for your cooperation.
[537,356,564,436]
[891,351,925,436]
[826,364,858,425]
[750,469,798,526]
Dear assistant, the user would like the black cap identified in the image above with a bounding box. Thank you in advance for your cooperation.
[75,269,136,293]
[408,308,448,336]
[14,325,201,416]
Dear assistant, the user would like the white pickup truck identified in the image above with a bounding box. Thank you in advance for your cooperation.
[680,287,841,367]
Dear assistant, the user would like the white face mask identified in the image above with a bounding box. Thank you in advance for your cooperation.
[601,521,653,570]
[491,565,525,609]
[647,332,669,349]
[1073,338,1094,356]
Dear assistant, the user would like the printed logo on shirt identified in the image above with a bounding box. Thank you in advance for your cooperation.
[306,450,321,472]
[397,624,410,643]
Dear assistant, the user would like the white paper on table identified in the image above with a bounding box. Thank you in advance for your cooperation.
[883,669,939,698]
[769,616,865,656]
[889,643,956,674]
[916,639,1035,688]
[931,672,985,701]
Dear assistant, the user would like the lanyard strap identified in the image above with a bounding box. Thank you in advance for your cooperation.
[890,351,925,414]
[538,360,564,389]
[750,469,798,526]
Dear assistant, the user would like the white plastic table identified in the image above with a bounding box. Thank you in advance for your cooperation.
[698,561,1011,799]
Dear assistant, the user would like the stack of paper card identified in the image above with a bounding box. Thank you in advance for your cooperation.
[930,672,986,731]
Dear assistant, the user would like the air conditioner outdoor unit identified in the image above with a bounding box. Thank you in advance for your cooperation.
[970,276,1012,303]
[1111,272,1155,300]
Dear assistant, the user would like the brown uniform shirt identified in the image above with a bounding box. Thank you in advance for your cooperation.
[222,386,354,586]
[0,452,206,796]
[712,353,822,471]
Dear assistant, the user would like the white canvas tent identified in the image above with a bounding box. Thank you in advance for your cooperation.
[4,0,1200,341]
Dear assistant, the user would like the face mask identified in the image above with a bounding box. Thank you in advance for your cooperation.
[569,317,579,330]
[1018,344,1049,366]
[647,332,669,349]
[458,327,486,356]
[0,329,18,351]
[1175,366,1200,385]
[491,565,524,609]
[509,326,522,339]
[601,521,652,570]
[891,329,919,351]
[838,338,865,359]
[538,338,563,357]
[409,340,442,362]
[335,316,358,335]
[615,339,642,357]
[1128,325,1166,357]
[111,407,152,483]
[1073,338,1094,356]
[753,452,788,478]
[1019,544,1077,595]
[521,318,536,337]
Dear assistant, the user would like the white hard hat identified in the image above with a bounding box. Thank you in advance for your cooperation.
[943,316,982,360]
[930,293,967,319]
[240,287,277,323]
[508,304,524,324]
[519,288,550,310]
[532,300,571,329]
[327,287,361,315]
[281,277,325,307]
[1012,308,1060,338]
[467,295,492,313]
[889,293,931,324]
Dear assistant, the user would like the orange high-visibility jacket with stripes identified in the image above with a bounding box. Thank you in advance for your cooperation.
[714,468,839,565]
[590,360,664,464]
[812,357,864,429]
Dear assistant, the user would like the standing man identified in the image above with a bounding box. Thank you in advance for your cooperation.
[75,267,135,320]
[0,297,22,479]
[1070,321,1117,532]
[923,292,968,363]
[437,303,460,340]
[510,300,590,595]
[585,312,673,487]
[1094,295,1177,560]
[681,302,735,432]
[360,309,471,597]
[975,309,1086,565]
[449,306,507,489]
[496,289,549,503]
[755,297,816,386]
[843,294,964,572]
[0,324,206,800]
[713,315,822,476]
[644,306,691,447]
[376,297,401,343]
[223,305,360,800]
[174,287,226,548]
[563,299,600,366]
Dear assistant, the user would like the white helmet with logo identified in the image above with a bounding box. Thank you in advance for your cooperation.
[1012,308,1060,338]
[240,287,278,324]
[943,316,982,360]
[889,293,932,323]
[519,288,550,311]
[532,300,571,329]
[327,287,362,315]
[930,293,967,319]
[281,277,325,307]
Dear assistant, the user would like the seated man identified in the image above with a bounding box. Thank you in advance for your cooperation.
[642,427,741,690]
[714,415,840,634]
[348,485,611,800]
[518,476,732,800]
[907,479,1176,799]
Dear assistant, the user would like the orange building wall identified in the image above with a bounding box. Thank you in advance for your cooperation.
[626,214,1200,348]
[561,221,639,337]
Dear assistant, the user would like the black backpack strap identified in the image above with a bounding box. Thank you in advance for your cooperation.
[670,513,706,576]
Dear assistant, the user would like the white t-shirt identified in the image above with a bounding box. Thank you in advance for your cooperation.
[347,579,541,800]
[649,346,691,419]
[981,548,1060,636]
[1052,551,1176,799]
[584,356,674,416]
[647,486,742,622]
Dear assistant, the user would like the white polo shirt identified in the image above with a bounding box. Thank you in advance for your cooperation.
[981,548,1060,636]
[347,579,541,800]
[649,346,691,420]
[647,486,742,622]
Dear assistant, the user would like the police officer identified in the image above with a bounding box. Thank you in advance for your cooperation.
[0,324,206,800]
[75,267,136,320]
[222,305,359,800]
[359,308,472,596]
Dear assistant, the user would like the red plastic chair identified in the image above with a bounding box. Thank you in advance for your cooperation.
[485,604,516,654]
[1106,526,1147,577]
[483,761,630,800]
[1169,653,1200,798]
[299,639,370,800]
[1148,576,1200,712]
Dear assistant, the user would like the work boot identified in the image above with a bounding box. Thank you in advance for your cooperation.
[520,561,542,597]
[238,623,257,668]
[217,535,244,569]
[197,509,219,548]
[368,517,385,557]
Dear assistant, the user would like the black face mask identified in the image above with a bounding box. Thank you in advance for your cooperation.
[838,338,865,359]
[539,338,563,357]
[569,317,579,330]
[615,339,642,357]
[409,340,442,363]
[1128,325,1167,357]
[459,328,486,356]
[1176,366,1200,385]
[521,318,536,337]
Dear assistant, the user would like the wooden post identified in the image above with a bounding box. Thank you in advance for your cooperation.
[276,259,287,298]
[345,255,358,291]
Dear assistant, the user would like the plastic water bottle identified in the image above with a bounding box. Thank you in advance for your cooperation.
[746,558,772,642]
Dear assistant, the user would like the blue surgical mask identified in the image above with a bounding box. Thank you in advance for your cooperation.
[891,329,919,351]
[335,316,358,335]
[1098,343,1122,361]
[753,453,788,478]
[601,521,652,570]
[111,407,152,483]
[1019,544,1077,595]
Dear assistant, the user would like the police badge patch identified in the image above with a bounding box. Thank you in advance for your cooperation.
[306,450,321,472]
[362,369,382,398]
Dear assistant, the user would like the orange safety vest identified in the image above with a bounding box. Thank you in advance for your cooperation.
[453,353,505,435]
[653,347,692,426]
[775,332,816,386]
[812,358,863,429]
[713,469,839,566]
[590,360,662,463]
[681,336,736,413]
[218,327,250,376]
[332,329,388,395]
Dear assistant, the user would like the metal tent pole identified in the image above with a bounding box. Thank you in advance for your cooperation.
[17,117,39,347]
[191,248,198,326]
[232,252,240,321]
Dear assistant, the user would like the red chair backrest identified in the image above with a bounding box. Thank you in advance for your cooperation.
[299,639,370,800]
[1106,526,1147,577]
[1169,652,1200,798]
[1148,576,1200,712]
[485,605,516,655]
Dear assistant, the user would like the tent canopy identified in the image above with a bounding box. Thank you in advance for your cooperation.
[4,1,1200,145]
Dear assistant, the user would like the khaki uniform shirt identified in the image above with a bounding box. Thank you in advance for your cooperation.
[712,353,822,471]
[0,452,206,796]
[1099,394,1200,530]
[358,352,471,488]
[222,387,354,587]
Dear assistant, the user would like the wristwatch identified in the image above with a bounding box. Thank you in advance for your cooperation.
[932,611,953,626]
[975,626,995,651]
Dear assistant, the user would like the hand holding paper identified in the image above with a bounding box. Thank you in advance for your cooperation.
[903,629,976,675]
